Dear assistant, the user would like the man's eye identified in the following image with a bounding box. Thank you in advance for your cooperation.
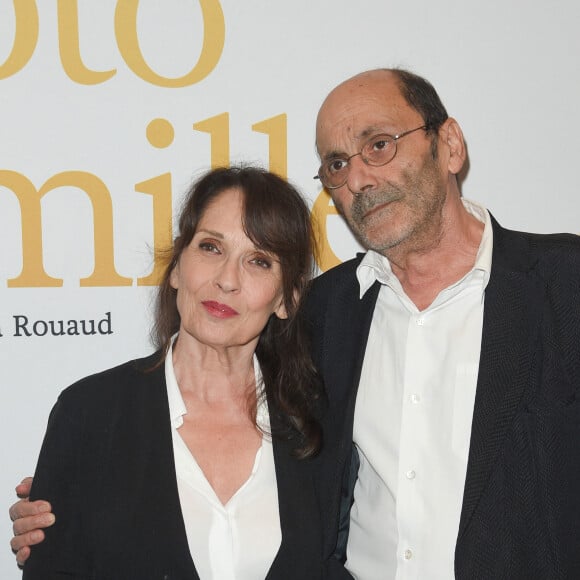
[371,138,389,151]
[328,159,347,174]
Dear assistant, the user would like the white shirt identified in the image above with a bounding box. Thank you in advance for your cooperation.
[165,344,282,580]
[346,199,493,580]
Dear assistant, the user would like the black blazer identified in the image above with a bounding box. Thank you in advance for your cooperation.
[24,353,324,580]
[307,216,580,580]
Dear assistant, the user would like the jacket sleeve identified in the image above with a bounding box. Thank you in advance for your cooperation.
[23,391,94,579]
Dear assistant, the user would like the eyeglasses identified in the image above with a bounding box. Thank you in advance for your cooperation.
[315,125,428,190]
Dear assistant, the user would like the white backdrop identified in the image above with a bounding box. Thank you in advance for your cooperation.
[1,1,579,576]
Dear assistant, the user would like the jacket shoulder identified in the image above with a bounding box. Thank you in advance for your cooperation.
[56,351,163,413]
[491,217,580,276]
[304,256,363,325]
[524,231,580,264]
[308,255,363,300]
[314,254,363,284]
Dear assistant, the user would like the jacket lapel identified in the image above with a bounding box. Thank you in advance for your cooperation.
[458,218,544,540]
[130,356,201,579]
[318,261,380,555]
[322,261,380,410]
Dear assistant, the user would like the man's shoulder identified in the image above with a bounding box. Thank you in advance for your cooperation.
[311,254,364,290]
[502,225,580,250]
[305,255,364,313]
[494,220,580,275]
[304,254,378,330]
[524,230,580,254]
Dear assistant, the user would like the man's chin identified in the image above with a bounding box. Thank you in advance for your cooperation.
[358,217,415,254]
[356,215,399,250]
[356,230,398,254]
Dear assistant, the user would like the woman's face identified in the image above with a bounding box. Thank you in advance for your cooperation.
[170,188,287,353]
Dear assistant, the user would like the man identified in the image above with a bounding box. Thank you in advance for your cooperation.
[306,68,580,579]
[10,69,580,579]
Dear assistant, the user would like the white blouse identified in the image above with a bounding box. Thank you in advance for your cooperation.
[164,344,282,580]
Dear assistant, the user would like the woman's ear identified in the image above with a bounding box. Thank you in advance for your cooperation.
[274,304,288,320]
[169,264,179,290]
[274,288,300,320]
[274,296,289,320]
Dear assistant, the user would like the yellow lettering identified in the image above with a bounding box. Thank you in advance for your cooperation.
[57,0,116,85]
[63,172,133,286]
[136,173,173,286]
[252,114,287,179]
[1,170,62,287]
[310,188,342,272]
[146,118,175,149]
[193,112,230,168]
[114,0,225,88]
[1,170,131,287]
[0,0,39,79]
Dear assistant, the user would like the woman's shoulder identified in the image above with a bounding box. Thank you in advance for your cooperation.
[57,350,164,409]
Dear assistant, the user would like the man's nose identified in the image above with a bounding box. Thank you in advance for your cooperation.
[345,155,379,195]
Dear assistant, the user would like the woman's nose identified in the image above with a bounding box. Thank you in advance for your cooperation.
[214,258,240,292]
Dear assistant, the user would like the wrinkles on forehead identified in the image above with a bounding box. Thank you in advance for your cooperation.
[317,123,385,162]
[316,72,417,158]
[316,101,414,160]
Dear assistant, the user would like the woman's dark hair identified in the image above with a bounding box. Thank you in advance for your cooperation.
[392,68,449,158]
[152,165,321,457]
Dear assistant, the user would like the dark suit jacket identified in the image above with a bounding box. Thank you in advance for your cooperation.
[307,216,580,580]
[24,352,324,580]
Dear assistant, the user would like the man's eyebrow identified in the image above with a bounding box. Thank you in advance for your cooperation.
[358,125,392,139]
[321,149,346,162]
[320,127,392,160]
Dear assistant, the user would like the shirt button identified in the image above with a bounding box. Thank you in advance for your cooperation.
[416,317,424,326]
[404,549,413,560]
[406,470,416,480]
[411,393,421,404]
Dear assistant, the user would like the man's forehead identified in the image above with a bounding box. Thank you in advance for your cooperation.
[324,71,403,108]
[315,72,415,150]
[316,103,412,155]
[317,120,386,149]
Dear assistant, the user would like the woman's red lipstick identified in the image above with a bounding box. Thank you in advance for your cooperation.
[202,300,238,318]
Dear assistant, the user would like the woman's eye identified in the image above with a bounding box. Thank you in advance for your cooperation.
[251,256,272,269]
[199,241,219,253]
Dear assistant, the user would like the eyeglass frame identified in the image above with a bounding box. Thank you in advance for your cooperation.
[314,124,429,190]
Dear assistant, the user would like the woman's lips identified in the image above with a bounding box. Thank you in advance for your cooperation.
[201,300,239,318]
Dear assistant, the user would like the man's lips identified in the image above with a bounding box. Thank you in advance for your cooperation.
[362,200,394,221]
[201,301,239,318]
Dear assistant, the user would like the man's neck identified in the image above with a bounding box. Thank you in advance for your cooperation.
[385,199,484,311]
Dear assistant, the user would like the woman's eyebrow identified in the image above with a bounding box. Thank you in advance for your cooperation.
[196,229,224,239]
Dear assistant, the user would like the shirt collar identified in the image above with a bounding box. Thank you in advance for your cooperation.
[165,337,187,428]
[164,336,269,430]
[356,197,493,298]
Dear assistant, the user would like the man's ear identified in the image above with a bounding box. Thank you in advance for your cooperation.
[441,118,466,175]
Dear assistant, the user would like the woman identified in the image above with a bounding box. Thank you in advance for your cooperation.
[13,166,325,579]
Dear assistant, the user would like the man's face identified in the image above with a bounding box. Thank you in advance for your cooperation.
[315,71,449,256]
